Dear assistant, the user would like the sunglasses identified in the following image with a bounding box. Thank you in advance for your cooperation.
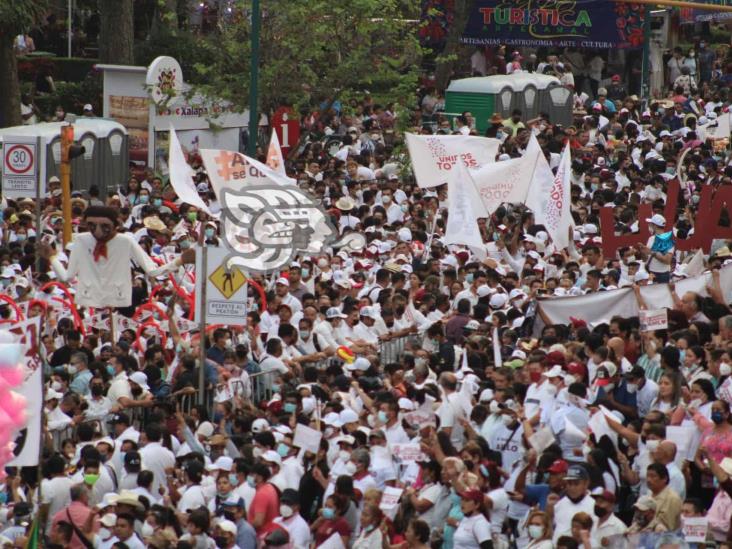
[87,222,114,234]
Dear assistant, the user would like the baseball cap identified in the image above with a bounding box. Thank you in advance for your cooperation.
[547,459,569,475]
[359,306,379,319]
[218,519,238,535]
[645,214,666,227]
[339,408,359,424]
[465,320,480,331]
[261,450,282,466]
[128,371,149,391]
[206,456,234,472]
[124,451,142,468]
[592,488,616,504]
[489,293,508,309]
[252,418,270,433]
[346,357,371,372]
[83,103,93,111]
[564,464,589,481]
[275,277,290,287]
[635,495,657,511]
[326,307,347,319]
[544,365,564,378]
[111,412,130,425]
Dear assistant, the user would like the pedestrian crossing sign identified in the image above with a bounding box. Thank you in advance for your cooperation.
[209,263,247,299]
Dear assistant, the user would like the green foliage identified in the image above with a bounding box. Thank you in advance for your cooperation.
[34,73,103,119]
[0,0,50,35]
[134,28,215,82]
[17,56,97,83]
[191,0,423,115]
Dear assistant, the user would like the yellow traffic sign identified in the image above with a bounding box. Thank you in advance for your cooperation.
[208,263,247,299]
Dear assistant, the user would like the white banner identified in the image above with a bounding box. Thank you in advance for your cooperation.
[168,127,212,214]
[526,143,572,249]
[266,130,287,176]
[444,160,486,258]
[470,134,542,215]
[200,148,294,198]
[538,263,732,329]
[8,367,42,467]
[406,133,499,189]
[639,309,669,332]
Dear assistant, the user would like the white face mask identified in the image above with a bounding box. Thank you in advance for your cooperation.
[501,414,514,426]
[721,363,732,377]
[253,447,263,458]
[51,381,63,392]
[280,504,294,518]
[626,383,638,394]
[645,440,660,452]
[339,450,351,462]
[528,525,544,539]
[141,521,155,538]
[345,462,357,475]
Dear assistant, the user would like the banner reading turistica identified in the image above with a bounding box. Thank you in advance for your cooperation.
[457,0,647,49]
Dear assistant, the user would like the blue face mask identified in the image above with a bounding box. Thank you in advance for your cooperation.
[284,402,297,414]
[302,268,310,278]
[466,273,474,284]
[205,228,216,238]
[378,411,388,423]
[272,383,281,393]
[106,364,115,376]
[277,443,289,457]
[16,234,26,242]
[153,198,162,207]
[179,240,191,250]
[140,195,150,204]
[678,349,686,363]
[229,473,239,486]
[0,492,8,504]
[246,476,256,488]
[322,508,335,520]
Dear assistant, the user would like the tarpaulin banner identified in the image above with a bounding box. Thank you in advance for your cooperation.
[679,1,732,24]
[459,0,647,49]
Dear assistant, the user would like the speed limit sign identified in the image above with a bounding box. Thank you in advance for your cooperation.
[1,137,40,199]
[3,143,36,177]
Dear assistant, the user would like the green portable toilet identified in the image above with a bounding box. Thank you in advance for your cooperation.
[445,74,567,133]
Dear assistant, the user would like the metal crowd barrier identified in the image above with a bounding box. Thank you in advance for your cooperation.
[379,335,414,364]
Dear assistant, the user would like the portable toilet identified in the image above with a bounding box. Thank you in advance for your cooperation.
[445,74,572,133]
[0,118,128,198]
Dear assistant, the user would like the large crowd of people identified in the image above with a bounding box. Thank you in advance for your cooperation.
[1,38,732,549]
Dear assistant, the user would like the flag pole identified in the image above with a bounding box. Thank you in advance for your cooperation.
[197,229,208,406]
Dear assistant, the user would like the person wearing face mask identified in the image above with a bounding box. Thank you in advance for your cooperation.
[324,435,356,498]
[589,489,627,546]
[170,459,207,513]
[352,503,384,549]
[453,489,492,549]
[548,465,595,542]
[273,489,310,549]
[525,510,553,549]
[312,494,352,548]
[246,462,280,535]
[208,472,242,517]
[349,449,377,505]
[623,366,659,419]
[203,221,219,245]
[45,389,73,432]
[378,400,410,444]
[548,382,590,461]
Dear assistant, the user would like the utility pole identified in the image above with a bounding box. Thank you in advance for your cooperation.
[59,124,85,245]
[247,0,261,157]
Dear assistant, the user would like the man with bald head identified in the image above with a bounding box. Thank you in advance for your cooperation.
[673,290,710,323]
[650,440,686,500]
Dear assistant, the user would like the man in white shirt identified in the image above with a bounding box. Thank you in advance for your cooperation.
[590,490,628,547]
[551,465,596,542]
[651,441,686,500]
[41,454,74,531]
[258,339,290,376]
[275,277,303,314]
[351,306,381,348]
[436,373,466,450]
[381,189,404,225]
[524,359,558,424]
[106,355,133,407]
[274,489,311,549]
[139,423,176,496]
[626,366,659,419]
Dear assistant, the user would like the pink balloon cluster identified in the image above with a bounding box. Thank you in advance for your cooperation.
[0,343,28,475]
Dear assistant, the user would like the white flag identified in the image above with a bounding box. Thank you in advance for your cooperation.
[169,127,212,214]
[266,131,287,176]
[525,142,573,249]
[492,327,502,367]
[444,160,486,259]
[470,134,543,215]
[200,148,294,199]
[406,133,500,189]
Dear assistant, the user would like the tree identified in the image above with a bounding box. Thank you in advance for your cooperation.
[0,0,49,128]
[99,0,134,64]
[434,0,475,92]
[192,0,423,122]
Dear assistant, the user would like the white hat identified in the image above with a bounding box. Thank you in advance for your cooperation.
[339,408,359,424]
[301,396,316,416]
[398,228,412,242]
[326,307,347,319]
[489,293,508,309]
[359,306,379,320]
[275,277,290,287]
[251,418,270,433]
[477,284,494,298]
[509,288,526,300]
[206,456,234,472]
[440,255,458,268]
[83,103,93,111]
[346,357,371,371]
[527,250,542,260]
[645,214,666,227]
[498,153,511,161]
[100,513,117,528]
[398,398,415,411]
[544,365,564,378]
[45,389,63,401]
[659,130,672,138]
[128,371,149,391]
[479,388,494,402]
[582,223,598,235]
[334,435,356,446]
[323,412,343,427]
[634,270,650,282]
[465,320,480,331]
[510,349,527,360]
[196,421,215,438]
[261,450,282,466]
[218,519,238,535]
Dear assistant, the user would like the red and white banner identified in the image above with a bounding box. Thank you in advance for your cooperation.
[406,133,499,189]
[200,148,294,198]
[526,142,572,249]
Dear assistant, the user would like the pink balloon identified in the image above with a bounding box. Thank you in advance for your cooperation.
[0,366,23,388]
[0,394,22,426]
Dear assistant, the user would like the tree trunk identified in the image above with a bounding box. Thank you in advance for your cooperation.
[0,34,22,128]
[99,0,135,64]
[434,0,475,93]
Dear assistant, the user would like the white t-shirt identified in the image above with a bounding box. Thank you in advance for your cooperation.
[646,235,673,274]
[177,484,208,512]
[453,513,492,549]
[140,441,176,495]
[417,483,447,528]
[553,493,596,542]
[274,514,311,549]
[437,393,466,450]
[487,488,509,535]
[41,476,73,530]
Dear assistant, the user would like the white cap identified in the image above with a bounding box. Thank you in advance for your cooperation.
[251,418,270,433]
[218,519,238,535]
[489,293,508,309]
[511,349,527,360]
[634,270,650,282]
[398,398,415,411]
[196,421,215,438]
[477,284,494,298]
[100,513,117,528]
[334,435,356,446]
[326,307,347,319]
[45,389,63,401]
[398,228,412,242]
[206,456,234,472]
[645,214,666,227]
[339,409,359,424]
[660,130,672,138]
[479,388,494,402]
[440,255,458,268]
[275,277,290,286]
[128,371,149,391]
[323,412,343,427]
[261,450,282,466]
[346,357,371,371]
[544,365,564,378]
[359,306,379,320]
[83,103,93,111]
[509,288,526,300]
[583,223,598,235]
